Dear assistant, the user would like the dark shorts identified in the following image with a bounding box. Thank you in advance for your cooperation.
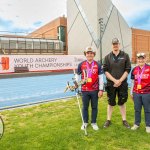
[105,82,128,106]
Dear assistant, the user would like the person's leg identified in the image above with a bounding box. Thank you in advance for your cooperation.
[106,84,116,120]
[119,103,131,128]
[90,90,99,130]
[104,84,116,128]
[133,93,142,126]
[141,94,150,127]
[118,82,128,121]
[118,82,130,128]
[82,91,90,123]
[107,105,114,120]
[90,90,99,123]
[119,104,126,121]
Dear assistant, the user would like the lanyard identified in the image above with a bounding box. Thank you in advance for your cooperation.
[137,65,146,84]
[86,61,94,78]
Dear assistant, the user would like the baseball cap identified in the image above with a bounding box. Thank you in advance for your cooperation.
[84,46,96,55]
[137,53,146,58]
[112,38,120,44]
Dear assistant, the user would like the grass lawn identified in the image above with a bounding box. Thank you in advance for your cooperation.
[0,93,150,150]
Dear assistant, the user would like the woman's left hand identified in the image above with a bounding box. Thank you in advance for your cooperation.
[130,94,134,101]
[98,91,103,98]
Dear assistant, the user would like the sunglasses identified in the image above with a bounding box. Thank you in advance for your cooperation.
[137,53,145,57]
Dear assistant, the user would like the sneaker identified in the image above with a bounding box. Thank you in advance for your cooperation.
[146,127,150,133]
[81,123,88,130]
[103,120,111,128]
[91,123,99,130]
[131,124,139,130]
[123,120,130,129]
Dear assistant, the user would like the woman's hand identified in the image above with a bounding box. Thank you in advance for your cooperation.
[130,94,134,101]
[98,90,103,98]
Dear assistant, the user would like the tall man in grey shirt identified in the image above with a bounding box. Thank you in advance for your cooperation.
[103,38,131,128]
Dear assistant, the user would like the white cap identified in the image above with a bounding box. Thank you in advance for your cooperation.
[137,53,146,58]
[84,46,96,55]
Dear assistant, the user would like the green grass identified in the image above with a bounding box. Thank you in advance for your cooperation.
[0,93,150,150]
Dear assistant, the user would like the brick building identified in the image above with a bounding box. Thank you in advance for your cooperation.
[132,28,150,63]
[28,16,68,54]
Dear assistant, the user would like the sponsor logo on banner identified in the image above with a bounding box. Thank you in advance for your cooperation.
[0,57,10,70]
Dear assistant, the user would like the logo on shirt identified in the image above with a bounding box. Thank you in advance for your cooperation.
[145,69,150,72]
[135,74,149,79]
[118,57,125,60]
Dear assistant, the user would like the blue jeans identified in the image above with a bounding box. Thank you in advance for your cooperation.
[82,90,99,123]
[133,93,150,127]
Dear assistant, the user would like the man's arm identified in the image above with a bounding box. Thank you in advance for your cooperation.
[125,54,131,73]
[105,71,117,83]
[105,71,122,87]
[115,54,131,87]
[124,53,131,78]
[119,71,129,83]
[112,71,129,87]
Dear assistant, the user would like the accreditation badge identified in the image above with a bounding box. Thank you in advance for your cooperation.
[137,84,142,90]
[87,78,92,83]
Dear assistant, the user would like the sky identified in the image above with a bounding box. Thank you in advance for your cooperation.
[112,0,150,30]
[0,0,150,35]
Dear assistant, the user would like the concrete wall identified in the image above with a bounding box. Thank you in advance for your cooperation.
[67,0,132,61]
[67,0,98,58]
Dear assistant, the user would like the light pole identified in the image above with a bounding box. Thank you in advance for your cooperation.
[99,18,104,64]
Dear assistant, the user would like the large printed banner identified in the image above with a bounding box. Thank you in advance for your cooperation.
[0,55,85,74]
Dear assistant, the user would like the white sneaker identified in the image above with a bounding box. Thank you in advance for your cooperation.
[81,123,88,130]
[131,124,139,130]
[146,127,150,133]
[91,123,99,130]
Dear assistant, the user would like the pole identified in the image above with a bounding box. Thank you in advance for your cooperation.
[76,92,87,136]
[99,18,104,64]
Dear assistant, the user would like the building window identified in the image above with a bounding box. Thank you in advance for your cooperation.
[41,42,47,49]
[58,26,66,42]
[55,43,60,50]
[26,39,33,49]
[47,42,54,50]
[18,41,26,49]
[10,40,17,49]
[1,37,9,49]
[33,39,40,49]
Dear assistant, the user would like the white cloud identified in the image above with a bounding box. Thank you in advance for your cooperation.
[0,0,67,33]
[0,0,149,32]
[112,0,150,18]
[112,0,150,29]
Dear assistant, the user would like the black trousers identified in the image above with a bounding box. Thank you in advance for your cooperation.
[105,82,128,106]
[82,90,99,123]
